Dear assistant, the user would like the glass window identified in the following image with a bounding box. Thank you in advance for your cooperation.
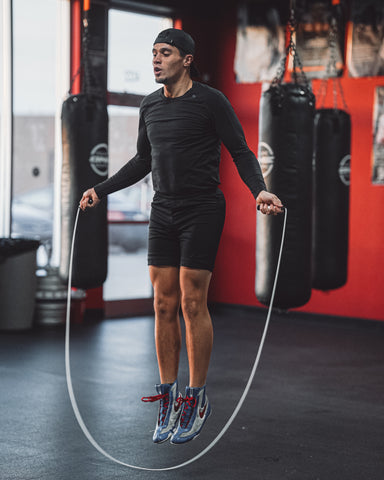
[104,106,152,301]
[108,10,172,95]
[11,0,57,266]
[104,10,172,301]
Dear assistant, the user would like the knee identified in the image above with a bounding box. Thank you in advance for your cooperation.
[154,292,180,321]
[181,293,205,321]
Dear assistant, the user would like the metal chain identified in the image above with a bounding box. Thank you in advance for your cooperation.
[329,20,338,108]
[271,11,311,90]
[68,63,82,95]
[82,13,94,94]
[318,17,348,111]
[67,11,95,96]
[335,75,348,112]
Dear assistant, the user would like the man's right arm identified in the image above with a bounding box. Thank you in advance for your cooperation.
[93,110,152,200]
[93,153,151,199]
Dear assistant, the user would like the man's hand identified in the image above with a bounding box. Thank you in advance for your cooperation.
[79,188,100,211]
[256,190,284,215]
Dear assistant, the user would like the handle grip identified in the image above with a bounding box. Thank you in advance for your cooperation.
[257,204,285,211]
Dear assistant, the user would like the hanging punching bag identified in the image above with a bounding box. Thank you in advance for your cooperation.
[256,82,315,309]
[312,108,351,290]
[60,94,108,288]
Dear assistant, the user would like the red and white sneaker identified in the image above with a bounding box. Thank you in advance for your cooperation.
[171,385,211,444]
[141,380,183,443]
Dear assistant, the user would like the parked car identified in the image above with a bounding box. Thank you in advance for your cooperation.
[108,188,150,253]
[12,186,53,244]
[12,184,151,253]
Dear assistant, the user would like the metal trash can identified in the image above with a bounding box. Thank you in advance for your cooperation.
[34,266,87,326]
[0,238,40,331]
[34,266,68,326]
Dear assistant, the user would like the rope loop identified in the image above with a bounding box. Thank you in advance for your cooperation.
[64,208,288,471]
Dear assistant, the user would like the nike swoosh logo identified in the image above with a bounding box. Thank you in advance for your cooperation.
[199,403,207,418]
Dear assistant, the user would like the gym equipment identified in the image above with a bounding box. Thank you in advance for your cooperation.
[312,109,350,289]
[60,93,108,288]
[312,15,351,290]
[59,0,109,288]
[256,12,315,309]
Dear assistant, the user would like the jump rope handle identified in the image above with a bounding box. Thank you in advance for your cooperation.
[257,204,285,211]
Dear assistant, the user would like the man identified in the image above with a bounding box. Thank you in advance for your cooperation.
[80,28,283,445]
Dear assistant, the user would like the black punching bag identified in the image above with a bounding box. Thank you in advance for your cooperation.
[312,108,351,290]
[60,94,108,288]
[256,83,315,309]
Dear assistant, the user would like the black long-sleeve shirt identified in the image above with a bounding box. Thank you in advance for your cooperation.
[94,81,266,200]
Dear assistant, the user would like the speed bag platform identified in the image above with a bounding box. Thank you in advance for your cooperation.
[60,94,109,289]
[256,83,315,309]
[312,108,351,290]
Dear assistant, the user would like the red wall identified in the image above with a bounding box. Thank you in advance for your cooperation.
[185,9,384,321]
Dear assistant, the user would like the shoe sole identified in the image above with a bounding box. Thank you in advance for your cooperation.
[154,428,177,444]
[154,435,171,444]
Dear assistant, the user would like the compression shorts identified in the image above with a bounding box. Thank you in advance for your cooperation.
[148,189,226,272]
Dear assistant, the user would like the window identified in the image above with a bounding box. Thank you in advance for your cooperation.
[108,10,172,95]
[104,10,172,301]
[11,0,58,266]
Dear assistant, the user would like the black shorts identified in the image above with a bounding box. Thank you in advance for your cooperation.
[148,189,226,272]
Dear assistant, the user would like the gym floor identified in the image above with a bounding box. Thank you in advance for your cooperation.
[1,305,383,480]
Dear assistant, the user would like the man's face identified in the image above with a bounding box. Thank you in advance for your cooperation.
[152,43,190,84]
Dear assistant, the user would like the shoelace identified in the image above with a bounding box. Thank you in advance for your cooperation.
[141,394,199,428]
[141,393,170,425]
[179,396,197,428]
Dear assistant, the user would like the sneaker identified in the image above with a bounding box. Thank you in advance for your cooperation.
[141,380,183,444]
[170,385,211,444]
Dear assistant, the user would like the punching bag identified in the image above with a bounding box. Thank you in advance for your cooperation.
[312,108,351,290]
[256,83,315,309]
[60,93,108,289]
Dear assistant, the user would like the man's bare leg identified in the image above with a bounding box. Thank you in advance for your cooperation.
[149,266,181,384]
[180,267,213,388]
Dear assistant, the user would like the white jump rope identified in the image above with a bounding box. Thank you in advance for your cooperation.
[65,203,287,471]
